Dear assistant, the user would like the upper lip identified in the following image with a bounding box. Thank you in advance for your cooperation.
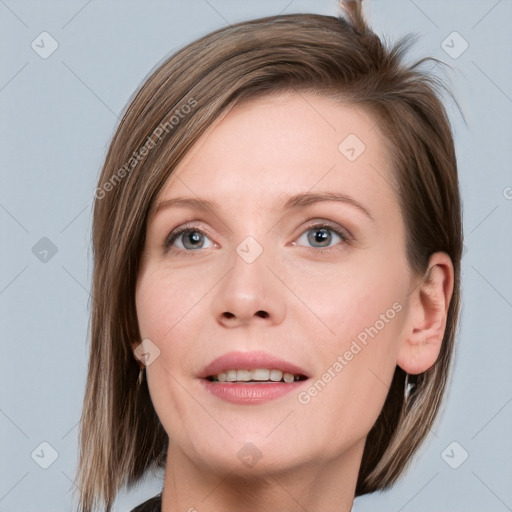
[199,351,310,379]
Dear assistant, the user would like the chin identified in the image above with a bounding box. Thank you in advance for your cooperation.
[170,422,309,475]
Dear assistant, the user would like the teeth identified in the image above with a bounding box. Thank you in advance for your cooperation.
[209,368,301,383]
[283,372,294,383]
[252,369,270,381]
[237,369,251,381]
[270,369,283,382]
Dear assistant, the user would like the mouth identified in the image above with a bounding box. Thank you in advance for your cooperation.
[205,368,308,383]
[199,351,310,404]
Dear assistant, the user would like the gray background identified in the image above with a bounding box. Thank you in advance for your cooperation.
[1,0,511,511]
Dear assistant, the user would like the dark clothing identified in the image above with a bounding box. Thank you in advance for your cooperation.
[130,493,162,512]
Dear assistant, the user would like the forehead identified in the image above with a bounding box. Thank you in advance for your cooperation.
[154,92,397,219]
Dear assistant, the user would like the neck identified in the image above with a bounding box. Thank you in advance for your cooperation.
[161,440,364,512]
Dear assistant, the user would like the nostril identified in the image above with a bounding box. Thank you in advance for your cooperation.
[221,311,269,319]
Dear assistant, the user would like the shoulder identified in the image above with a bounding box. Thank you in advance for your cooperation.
[129,493,162,512]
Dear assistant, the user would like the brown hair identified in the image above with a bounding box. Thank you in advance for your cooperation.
[75,1,462,510]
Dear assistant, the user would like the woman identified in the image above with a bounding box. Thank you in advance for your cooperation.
[76,1,462,511]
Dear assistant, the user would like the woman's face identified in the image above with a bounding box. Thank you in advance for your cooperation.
[135,92,418,476]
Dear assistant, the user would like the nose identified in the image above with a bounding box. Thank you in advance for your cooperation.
[211,244,286,328]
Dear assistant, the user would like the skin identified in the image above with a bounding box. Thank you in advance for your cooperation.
[134,92,454,512]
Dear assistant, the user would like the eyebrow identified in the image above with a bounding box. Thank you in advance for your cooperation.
[154,191,374,222]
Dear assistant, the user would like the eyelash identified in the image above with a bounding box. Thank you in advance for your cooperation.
[163,221,351,256]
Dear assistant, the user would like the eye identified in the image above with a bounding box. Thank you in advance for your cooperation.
[164,225,214,253]
[163,221,350,255]
[294,222,349,249]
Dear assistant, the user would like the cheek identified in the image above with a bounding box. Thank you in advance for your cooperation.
[296,308,404,448]
[288,252,406,348]
[135,271,190,392]
[135,265,211,400]
[291,262,406,437]
[136,272,199,436]
[136,265,207,342]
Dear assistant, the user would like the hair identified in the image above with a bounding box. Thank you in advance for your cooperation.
[75,1,463,511]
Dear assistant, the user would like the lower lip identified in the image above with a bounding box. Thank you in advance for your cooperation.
[201,380,307,404]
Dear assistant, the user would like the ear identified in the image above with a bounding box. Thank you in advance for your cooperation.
[397,252,454,375]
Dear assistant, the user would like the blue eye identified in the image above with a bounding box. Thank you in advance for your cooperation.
[164,227,213,252]
[295,223,349,249]
[164,222,349,255]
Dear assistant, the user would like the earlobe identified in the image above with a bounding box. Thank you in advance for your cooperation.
[397,252,454,375]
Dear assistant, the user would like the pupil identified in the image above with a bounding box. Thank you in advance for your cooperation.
[184,231,203,249]
[308,228,331,247]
